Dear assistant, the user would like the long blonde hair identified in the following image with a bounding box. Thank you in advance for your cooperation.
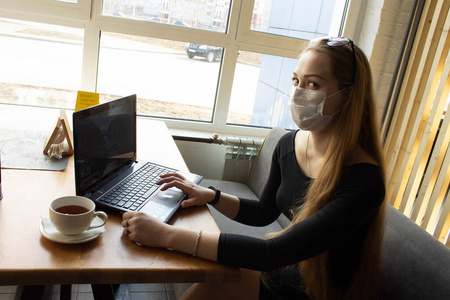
[271,39,386,299]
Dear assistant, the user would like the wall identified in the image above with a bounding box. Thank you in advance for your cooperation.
[175,0,416,180]
[358,0,415,116]
[174,140,227,179]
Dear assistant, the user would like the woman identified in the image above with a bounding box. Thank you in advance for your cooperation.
[121,37,386,300]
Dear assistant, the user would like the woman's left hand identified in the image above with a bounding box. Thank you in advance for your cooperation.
[121,211,171,247]
[157,172,215,208]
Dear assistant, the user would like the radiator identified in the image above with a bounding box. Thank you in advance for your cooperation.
[222,137,263,183]
[172,134,264,183]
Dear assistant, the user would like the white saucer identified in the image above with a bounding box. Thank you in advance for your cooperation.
[40,215,105,244]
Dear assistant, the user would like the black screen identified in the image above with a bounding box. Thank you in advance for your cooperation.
[73,95,137,196]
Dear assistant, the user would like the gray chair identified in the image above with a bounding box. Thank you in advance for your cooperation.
[201,126,290,237]
[382,205,450,299]
[173,127,450,299]
[172,127,288,298]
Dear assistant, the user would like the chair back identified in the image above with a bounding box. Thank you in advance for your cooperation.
[248,127,287,198]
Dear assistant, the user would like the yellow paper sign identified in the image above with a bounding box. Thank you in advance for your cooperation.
[75,91,100,111]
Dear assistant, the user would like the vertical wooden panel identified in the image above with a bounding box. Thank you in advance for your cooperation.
[434,169,450,243]
[411,65,450,224]
[383,0,435,169]
[384,0,441,207]
[423,143,450,232]
[401,19,450,217]
[383,0,450,247]
[396,1,449,212]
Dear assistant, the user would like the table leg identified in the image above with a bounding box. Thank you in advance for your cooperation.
[91,284,115,300]
[17,285,51,300]
[60,285,72,300]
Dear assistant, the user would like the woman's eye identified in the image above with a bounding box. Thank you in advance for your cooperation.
[292,77,299,85]
[307,81,318,89]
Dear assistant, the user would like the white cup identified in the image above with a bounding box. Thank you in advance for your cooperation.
[49,196,108,235]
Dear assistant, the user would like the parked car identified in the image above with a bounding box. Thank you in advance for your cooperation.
[185,43,223,62]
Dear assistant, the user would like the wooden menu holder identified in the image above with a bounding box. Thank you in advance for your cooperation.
[43,110,74,156]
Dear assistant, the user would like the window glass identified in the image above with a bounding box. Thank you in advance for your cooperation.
[97,32,222,121]
[228,51,298,129]
[251,0,344,39]
[0,18,83,109]
[0,0,352,133]
[102,0,231,33]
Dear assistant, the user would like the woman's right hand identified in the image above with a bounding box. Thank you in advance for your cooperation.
[157,173,216,208]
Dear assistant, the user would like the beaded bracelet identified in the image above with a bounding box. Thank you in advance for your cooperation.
[193,230,202,257]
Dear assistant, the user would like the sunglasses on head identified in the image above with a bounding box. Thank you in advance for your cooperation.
[326,37,354,49]
[316,36,357,82]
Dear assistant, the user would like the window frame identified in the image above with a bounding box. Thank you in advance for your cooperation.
[0,0,362,137]
[0,0,91,21]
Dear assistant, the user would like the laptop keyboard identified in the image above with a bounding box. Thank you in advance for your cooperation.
[98,162,177,212]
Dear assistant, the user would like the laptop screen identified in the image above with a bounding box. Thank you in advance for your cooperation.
[73,95,137,196]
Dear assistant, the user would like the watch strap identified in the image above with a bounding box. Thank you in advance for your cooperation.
[207,186,221,206]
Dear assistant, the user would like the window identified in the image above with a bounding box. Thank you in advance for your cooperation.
[97,33,222,122]
[0,0,354,136]
[228,51,298,129]
[251,0,342,39]
[101,0,231,33]
[0,18,83,109]
[0,0,90,20]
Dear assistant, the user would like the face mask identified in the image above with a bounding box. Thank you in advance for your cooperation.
[289,87,345,132]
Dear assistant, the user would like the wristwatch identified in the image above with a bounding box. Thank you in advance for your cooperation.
[207,186,221,206]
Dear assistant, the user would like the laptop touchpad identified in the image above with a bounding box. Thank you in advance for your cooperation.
[153,189,184,205]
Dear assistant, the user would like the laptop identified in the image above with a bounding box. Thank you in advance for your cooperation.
[73,94,203,222]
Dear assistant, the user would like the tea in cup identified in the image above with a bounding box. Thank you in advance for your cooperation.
[49,196,108,235]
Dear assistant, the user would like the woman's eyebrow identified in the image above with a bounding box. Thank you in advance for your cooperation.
[304,73,326,81]
[293,71,327,81]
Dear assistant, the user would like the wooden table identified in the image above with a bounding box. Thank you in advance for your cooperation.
[0,106,240,288]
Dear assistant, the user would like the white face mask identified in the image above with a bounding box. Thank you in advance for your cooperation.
[289,87,345,132]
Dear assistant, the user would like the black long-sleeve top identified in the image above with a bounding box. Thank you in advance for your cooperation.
[217,130,385,284]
